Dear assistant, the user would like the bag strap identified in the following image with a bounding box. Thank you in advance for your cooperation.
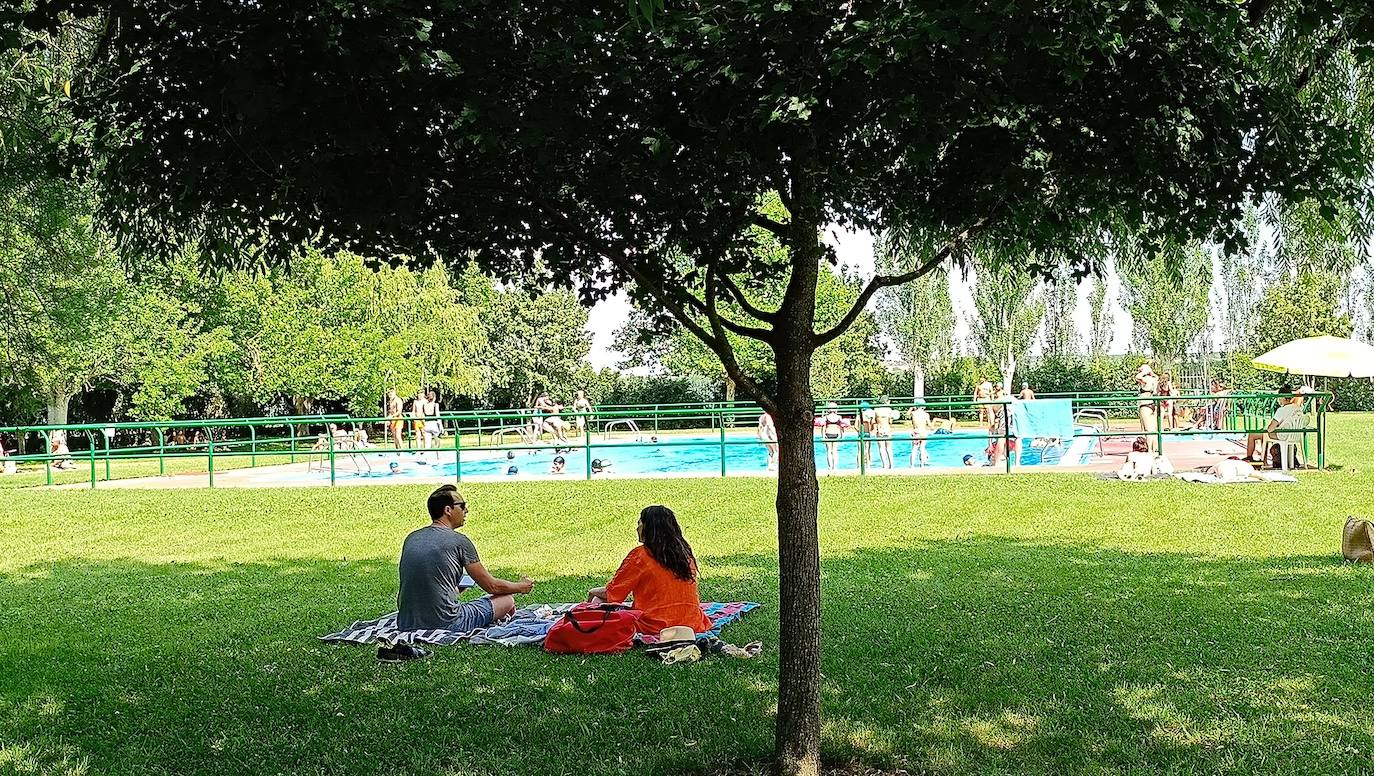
[564,608,616,634]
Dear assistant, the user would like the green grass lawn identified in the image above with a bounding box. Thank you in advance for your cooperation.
[3,415,1374,775]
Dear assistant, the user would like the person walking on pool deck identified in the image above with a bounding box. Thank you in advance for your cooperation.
[387,485,535,661]
[587,505,713,634]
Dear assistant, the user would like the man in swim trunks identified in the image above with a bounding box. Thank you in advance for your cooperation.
[409,390,427,448]
[571,390,593,432]
[532,392,569,443]
[1018,382,1035,400]
[973,377,994,427]
[385,389,405,449]
[908,401,931,467]
[872,398,896,469]
[757,410,778,471]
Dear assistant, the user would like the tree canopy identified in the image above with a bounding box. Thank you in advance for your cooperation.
[14,2,1374,772]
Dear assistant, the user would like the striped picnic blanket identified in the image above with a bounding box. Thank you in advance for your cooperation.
[320,601,760,648]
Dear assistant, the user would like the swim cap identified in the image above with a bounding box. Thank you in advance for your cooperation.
[507,465,518,475]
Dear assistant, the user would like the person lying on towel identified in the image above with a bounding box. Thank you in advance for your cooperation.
[587,505,712,634]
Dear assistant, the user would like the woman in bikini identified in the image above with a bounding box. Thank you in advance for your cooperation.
[814,402,849,471]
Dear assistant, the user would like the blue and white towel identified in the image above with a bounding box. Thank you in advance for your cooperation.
[321,601,761,648]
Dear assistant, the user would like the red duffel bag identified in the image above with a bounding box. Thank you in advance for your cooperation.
[543,602,643,655]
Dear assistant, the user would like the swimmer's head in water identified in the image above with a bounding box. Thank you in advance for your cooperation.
[507,465,518,475]
[650,436,658,443]
[962,454,975,466]
[388,460,400,471]
[506,450,515,460]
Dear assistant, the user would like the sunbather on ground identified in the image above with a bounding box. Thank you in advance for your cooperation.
[1117,437,1157,481]
[587,505,712,634]
[392,486,534,658]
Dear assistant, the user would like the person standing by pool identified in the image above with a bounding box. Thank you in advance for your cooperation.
[872,398,896,469]
[857,400,878,467]
[973,377,994,427]
[386,485,535,661]
[909,401,931,467]
[1158,372,1177,430]
[422,390,443,449]
[532,392,570,443]
[1018,382,1036,400]
[756,410,778,471]
[409,389,426,448]
[571,390,593,434]
[1206,378,1230,430]
[586,505,713,634]
[385,389,405,449]
[985,384,1010,466]
[1135,363,1159,452]
[815,402,849,471]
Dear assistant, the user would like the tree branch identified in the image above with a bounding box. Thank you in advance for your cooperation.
[814,216,990,348]
[618,256,777,414]
[751,213,790,240]
[713,264,779,323]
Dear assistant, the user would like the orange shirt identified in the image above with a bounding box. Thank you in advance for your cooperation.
[605,545,712,634]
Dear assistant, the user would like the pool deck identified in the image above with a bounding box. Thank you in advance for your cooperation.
[47,431,1264,490]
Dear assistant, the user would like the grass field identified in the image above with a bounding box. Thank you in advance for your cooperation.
[3,415,1374,775]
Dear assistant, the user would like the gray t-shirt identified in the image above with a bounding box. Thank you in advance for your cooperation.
[396,525,480,630]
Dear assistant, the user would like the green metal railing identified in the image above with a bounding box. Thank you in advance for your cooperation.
[0,391,1327,488]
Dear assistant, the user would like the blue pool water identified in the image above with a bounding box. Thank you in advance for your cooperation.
[308,430,1095,481]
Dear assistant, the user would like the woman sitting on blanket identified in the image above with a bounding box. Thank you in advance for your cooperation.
[587,505,713,634]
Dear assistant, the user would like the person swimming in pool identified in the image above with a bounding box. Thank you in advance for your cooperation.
[551,455,566,475]
[815,402,849,471]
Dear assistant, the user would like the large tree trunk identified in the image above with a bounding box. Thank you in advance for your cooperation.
[46,391,71,426]
[773,201,823,776]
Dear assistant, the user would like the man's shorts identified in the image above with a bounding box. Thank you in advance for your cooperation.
[447,597,496,632]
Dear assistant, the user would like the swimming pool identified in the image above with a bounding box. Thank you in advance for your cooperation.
[301,429,1097,482]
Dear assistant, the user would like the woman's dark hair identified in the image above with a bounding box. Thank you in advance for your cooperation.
[1132,436,1149,452]
[639,505,697,582]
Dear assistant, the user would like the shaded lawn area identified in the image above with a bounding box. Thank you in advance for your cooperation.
[2,418,1374,774]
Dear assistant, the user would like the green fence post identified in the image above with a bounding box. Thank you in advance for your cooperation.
[102,429,111,481]
[43,430,52,486]
[1154,397,1164,458]
[157,428,166,475]
[584,417,593,481]
[249,425,257,467]
[1003,401,1012,474]
[328,430,336,487]
[207,428,215,488]
[87,430,97,489]
[719,414,727,477]
[454,421,462,484]
[857,412,867,475]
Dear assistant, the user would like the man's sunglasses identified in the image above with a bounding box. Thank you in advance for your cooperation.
[453,501,467,510]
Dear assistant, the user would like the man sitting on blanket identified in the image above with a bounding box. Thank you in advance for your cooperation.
[382,485,535,662]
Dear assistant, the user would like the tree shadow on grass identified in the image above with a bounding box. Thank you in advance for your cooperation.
[2,540,1373,775]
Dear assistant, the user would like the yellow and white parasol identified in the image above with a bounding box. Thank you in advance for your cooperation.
[1252,335,1374,379]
